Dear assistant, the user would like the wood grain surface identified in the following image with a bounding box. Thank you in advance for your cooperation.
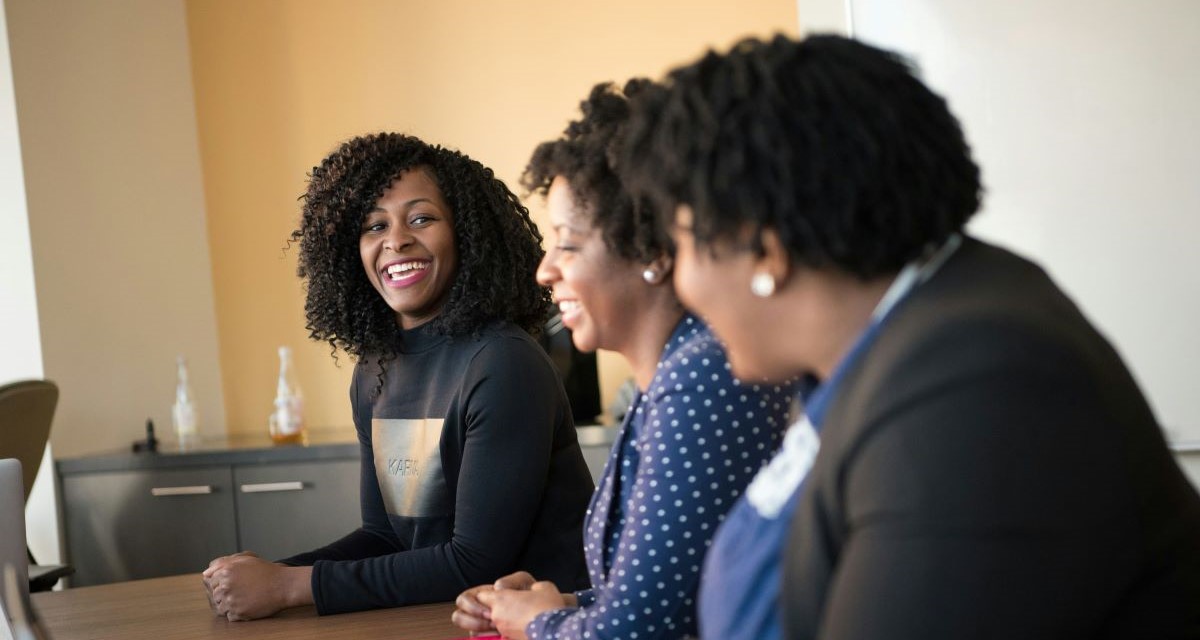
[32,573,462,639]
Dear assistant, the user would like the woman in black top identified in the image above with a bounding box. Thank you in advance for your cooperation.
[202,133,593,620]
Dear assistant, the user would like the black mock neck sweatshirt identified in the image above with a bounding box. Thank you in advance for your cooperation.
[282,321,593,614]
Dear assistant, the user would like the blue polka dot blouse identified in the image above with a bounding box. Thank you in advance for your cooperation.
[527,315,797,639]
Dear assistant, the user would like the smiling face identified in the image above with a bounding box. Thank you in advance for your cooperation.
[359,168,458,330]
[536,176,646,354]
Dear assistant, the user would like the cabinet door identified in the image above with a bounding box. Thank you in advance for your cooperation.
[233,459,360,560]
[61,467,237,586]
[580,443,612,484]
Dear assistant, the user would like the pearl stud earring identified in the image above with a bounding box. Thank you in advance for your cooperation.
[750,272,776,297]
[642,269,658,284]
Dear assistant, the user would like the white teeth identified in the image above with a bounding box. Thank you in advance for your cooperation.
[386,262,428,279]
[558,301,581,314]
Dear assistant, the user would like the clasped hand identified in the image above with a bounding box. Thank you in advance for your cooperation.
[452,571,575,640]
[201,551,313,621]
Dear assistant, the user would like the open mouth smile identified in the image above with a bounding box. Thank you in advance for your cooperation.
[381,259,431,288]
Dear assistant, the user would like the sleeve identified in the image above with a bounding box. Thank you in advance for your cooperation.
[806,319,1141,639]
[527,338,792,640]
[308,337,571,614]
[279,361,402,567]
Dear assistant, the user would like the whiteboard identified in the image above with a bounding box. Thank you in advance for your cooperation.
[800,0,1200,443]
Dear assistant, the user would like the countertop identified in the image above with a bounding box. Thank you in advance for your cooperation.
[56,429,361,474]
[57,424,620,475]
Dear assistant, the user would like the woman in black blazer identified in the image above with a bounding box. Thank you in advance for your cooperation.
[619,34,1200,639]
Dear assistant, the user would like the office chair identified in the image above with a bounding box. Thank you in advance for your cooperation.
[0,379,73,592]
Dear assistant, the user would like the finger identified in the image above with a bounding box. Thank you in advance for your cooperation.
[203,585,217,612]
[212,585,230,608]
[218,593,243,620]
[475,589,498,608]
[495,571,536,590]
[531,580,557,593]
[206,554,235,570]
[450,609,496,633]
[203,569,223,591]
[456,588,491,615]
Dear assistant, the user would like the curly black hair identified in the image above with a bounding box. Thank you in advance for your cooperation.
[292,132,550,361]
[620,34,983,279]
[522,79,671,263]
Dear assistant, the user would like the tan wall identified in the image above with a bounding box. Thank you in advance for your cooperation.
[7,0,227,457]
[187,0,799,433]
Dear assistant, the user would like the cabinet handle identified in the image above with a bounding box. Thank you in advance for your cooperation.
[150,485,214,497]
[240,481,305,494]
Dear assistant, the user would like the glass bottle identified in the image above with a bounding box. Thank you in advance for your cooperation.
[172,355,199,449]
[268,346,306,445]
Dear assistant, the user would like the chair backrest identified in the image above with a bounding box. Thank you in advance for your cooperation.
[0,458,29,636]
[0,380,58,505]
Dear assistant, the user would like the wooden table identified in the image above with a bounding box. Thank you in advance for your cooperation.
[32,573,468,639]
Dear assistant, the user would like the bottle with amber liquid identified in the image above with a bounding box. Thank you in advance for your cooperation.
[268,346,306,445]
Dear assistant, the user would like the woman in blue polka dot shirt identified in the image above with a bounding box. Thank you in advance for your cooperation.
[450,80,796,640]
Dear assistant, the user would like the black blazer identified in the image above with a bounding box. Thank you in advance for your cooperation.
[782,238,1200,639]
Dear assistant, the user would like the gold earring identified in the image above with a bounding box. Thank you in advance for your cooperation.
[750,272,776,297]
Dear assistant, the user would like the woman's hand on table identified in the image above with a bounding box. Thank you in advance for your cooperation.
[452,571,537,633]
[201,551,313,621]
[473,578,572,640]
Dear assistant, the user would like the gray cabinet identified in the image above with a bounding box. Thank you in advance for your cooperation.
[58,436,362,587]
[576,425,619,484]
[234,459,360,560]
[61,466,239,586]
[58,427,617,587]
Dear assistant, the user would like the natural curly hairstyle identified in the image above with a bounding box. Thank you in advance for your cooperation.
[620,34,983,279]
[522,80,671,263]
[292,132,550,361]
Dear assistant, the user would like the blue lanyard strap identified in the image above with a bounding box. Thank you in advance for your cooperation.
[804,234,962,427]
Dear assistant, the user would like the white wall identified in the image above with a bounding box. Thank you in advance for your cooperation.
[0,0,38,384]
[0,0,60,567]
[799,0,1200,444]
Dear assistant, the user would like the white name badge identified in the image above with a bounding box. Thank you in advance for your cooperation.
[745,416,820,519]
